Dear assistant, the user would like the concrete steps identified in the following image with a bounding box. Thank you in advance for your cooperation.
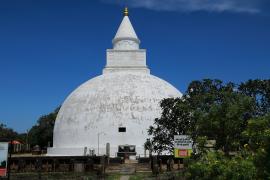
[106,162,151,174]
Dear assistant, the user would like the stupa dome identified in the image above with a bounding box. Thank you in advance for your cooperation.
[47,8,182,156]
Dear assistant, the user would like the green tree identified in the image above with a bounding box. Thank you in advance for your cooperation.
[195,91,254,155]
[0,123,19,141]
[28,107,60,148]
[148,78,269,179]
[242,114,270,178]
[148,97,195,154]
[239,79,270,116]
[148,79,254,155]
[0,160,7,168]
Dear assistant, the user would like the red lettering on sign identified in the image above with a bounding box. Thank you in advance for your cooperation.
[178,150,188,157]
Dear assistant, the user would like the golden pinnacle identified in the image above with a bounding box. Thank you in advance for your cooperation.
[124,7,128,16]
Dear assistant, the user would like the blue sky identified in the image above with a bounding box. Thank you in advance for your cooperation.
[0,0,270,133]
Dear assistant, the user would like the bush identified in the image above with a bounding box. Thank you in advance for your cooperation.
[184,151,256,180]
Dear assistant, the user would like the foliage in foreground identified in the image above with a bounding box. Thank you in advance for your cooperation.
[243,114,270,178]
[185,151,256,180]
[184,114,270,180]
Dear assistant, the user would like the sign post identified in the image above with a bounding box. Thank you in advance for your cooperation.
[174,135,193,158]
[0,142,9,177]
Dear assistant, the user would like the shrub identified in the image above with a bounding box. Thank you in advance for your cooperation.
[184,151,256,180]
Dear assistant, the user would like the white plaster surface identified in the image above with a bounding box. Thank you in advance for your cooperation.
[106,50,146,67]
[47,72,181,156]
[113,16,139,43]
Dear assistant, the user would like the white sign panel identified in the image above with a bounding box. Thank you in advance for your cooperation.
[0,142,8,177]
[174,135,193,149]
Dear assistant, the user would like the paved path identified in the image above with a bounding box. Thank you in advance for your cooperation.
[120,175,130,180]
[120,165,135,174]
[119,163,135,180]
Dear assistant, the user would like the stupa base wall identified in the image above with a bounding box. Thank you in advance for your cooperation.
[47,146,146,157]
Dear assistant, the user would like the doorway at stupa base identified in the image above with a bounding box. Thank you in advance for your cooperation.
[117,145,136,159]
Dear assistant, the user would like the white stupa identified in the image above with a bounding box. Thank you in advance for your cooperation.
[47,8,182,157]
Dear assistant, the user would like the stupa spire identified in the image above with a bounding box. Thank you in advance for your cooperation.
[103,8,149,74]
[112,7,140,50]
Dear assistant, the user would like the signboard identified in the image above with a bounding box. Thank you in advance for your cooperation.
[0,142,9,177]
[174,135,193,158]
